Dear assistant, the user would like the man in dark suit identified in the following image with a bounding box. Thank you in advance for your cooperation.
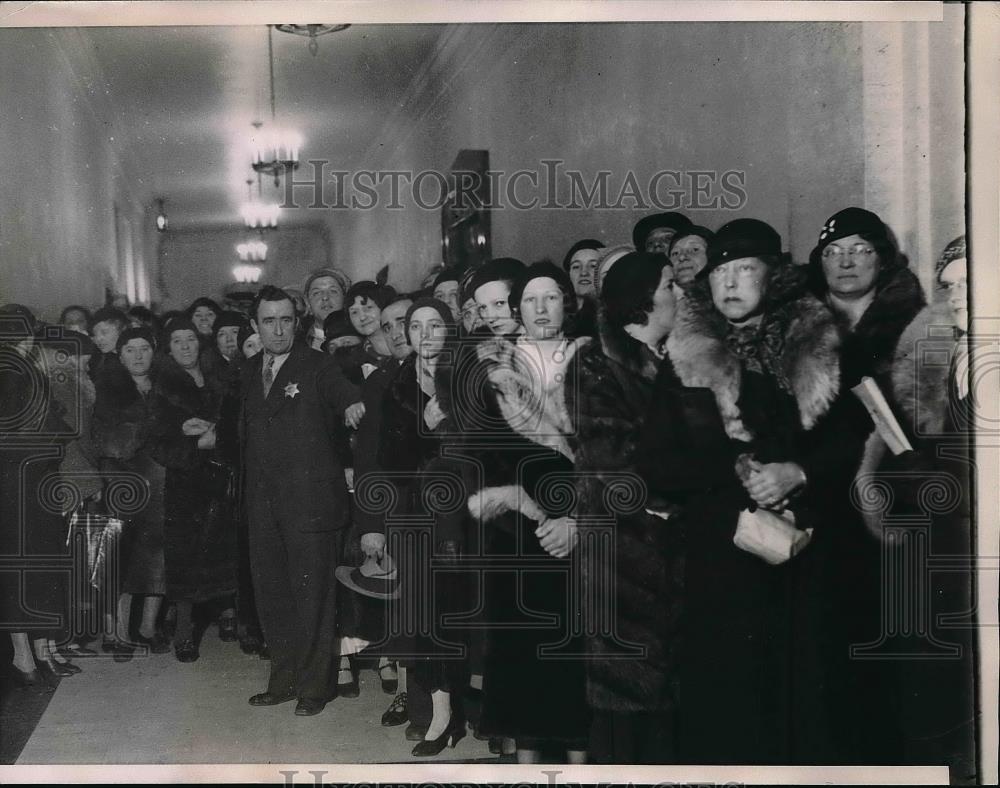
[242,286,360,716]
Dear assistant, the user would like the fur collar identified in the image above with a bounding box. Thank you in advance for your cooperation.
[890,301,956,437]
[667,265,841,441]
[474,334,590,460]
[847,264,926,342]
[595,312,661,383]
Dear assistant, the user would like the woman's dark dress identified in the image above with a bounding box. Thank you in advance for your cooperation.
[157,361,238,605]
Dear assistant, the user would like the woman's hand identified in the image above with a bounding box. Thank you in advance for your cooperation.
[344,402,366,429]
[743,461,806,508]
[196,425,217,450]
[182,417,214,436]
[423,395,446,431]
[535,516,579,558]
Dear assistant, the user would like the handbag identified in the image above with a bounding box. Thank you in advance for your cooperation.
[66,502,124,588]
[733,507,813,565]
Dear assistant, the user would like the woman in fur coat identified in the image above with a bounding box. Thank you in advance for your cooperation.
[91,326,173,657]
[806,207,928,762]
[637,219,869,765]
[462,261,592,763]
[887,236,976,779]
[562,252,686,763]
[155,319,239,662]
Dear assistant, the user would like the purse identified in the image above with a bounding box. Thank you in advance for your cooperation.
[66,502,124,588]
[733,507,813,565]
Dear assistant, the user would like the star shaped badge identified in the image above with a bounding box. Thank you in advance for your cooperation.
[284,382,300,399]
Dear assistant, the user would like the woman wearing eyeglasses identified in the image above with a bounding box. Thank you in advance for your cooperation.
[808,208,926,391]
[806,207,928,764]
[888,236,975,777]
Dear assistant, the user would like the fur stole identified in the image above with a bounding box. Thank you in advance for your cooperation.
[667,265,841,441]
[890,301,956,437]
[474,334,590,461]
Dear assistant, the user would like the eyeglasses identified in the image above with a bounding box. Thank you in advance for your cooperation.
[821,244,877,263]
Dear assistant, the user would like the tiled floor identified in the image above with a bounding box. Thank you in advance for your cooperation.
[15,636,495,764]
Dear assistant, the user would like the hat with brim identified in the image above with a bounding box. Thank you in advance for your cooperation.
[632,212,693,250]
[335,553,400,600]
[700,218,783,278]
[808,207,888,266]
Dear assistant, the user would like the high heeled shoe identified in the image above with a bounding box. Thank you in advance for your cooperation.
[36,657,73,680]
[336,668,359,698]
[218,616,237,643]
[377,661,399,694]
[50,659,81,675]
[411,719,467,757]
[6,664,56,692]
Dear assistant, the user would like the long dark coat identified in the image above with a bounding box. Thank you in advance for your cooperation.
[154,358,238,604]
[458,334,591,747]
[91,360,194,596]
[0,343,70,639]
[888,301,977,779]
[813,264,926,764]
[637,265,869,765]
[376,354,471,693]
[563,322,685,715]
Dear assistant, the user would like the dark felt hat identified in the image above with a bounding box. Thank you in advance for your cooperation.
[321,310,357,342]
[631,212,693,250]
[702,218,783,275]
[811,207,888,256]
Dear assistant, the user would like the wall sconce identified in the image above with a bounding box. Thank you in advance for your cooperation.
[155,198,168,232]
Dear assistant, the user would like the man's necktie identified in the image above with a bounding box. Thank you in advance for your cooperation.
[263,353,275,398]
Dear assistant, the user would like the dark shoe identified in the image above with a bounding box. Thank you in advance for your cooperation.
[294,698,326,716]
[258,643,270,661]
[133,632,171,654]
[174,639,199,663]
[218,616,237,642]
[239,633,263,655]
[100,636,118,654]
[51,660,81,675]
[6,665,56,692]
[248,690,296,707]
[488,737,502,754]
[411,719,467,757]
[336,667,359,699]
[36,657,73,680]
[112,642,134,663]
[404,722,428,741]
[58,641,98,658]
[378,661,399,694]
[381,692,408,727]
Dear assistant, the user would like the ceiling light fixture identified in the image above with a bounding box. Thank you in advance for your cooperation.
[236,240,268,262]
[233,264,263,284]
[275,24,350,57]
[240,178,279,231]
[251,26,303,189]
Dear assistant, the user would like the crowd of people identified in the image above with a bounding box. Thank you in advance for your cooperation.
[0,207,975,772]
